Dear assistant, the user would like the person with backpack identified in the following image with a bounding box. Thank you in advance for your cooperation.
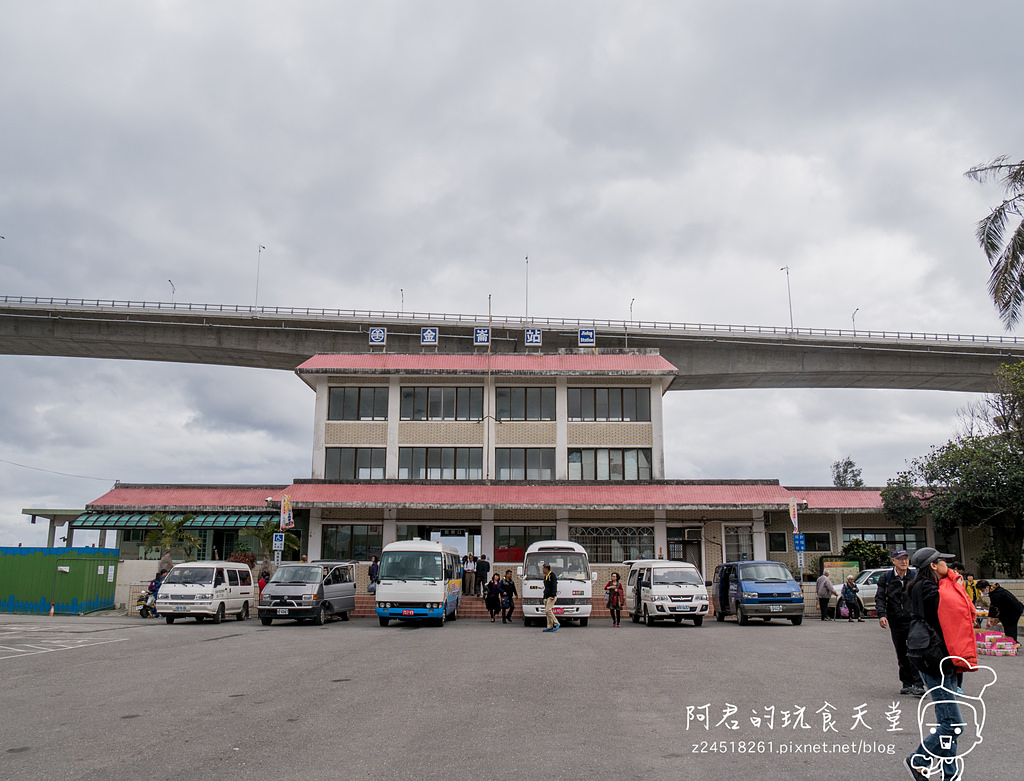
[875,549,922,696]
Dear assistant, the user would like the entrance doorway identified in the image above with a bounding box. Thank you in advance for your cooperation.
[397,524,482,558]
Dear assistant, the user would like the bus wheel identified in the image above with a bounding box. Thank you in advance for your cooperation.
[378,617,390,627]
[579,617,589,627]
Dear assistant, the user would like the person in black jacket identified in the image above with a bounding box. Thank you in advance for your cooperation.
[475,555,490,597]
[541,563,559,632]
[977,580,1022,647]
[875,550,923,696]
[500,570,518,624]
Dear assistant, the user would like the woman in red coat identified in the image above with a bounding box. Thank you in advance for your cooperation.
[604,572,625,627]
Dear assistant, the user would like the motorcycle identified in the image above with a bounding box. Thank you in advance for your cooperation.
[136,590,159,618]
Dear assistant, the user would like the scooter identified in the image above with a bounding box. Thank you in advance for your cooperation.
[136,591,159,618]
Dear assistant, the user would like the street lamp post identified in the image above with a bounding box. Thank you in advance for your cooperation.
[780,266,794,332]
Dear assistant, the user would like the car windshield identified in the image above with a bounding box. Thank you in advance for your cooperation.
[652,568,703,586]
[268,566,323,584]
[163,567,215,585]
[738,563,792,582]
[379,551,442,581]
[524,552,590,581]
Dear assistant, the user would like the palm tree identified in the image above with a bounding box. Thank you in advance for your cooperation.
[965,156,1024,328]
[143,512,202,575]
[240,520,301,578]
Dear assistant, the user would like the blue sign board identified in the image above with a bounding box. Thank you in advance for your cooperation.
[474,327,491,346]
[793,533,806,552]
[524,328,542,347]
[272,533,285,551]
[420,327,439,346]
[368,327,387,346]
[578,328,596,347]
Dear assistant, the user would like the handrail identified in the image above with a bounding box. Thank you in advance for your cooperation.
[1,294,1021,345]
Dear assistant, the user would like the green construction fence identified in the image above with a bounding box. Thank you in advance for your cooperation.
[0,547,119,614]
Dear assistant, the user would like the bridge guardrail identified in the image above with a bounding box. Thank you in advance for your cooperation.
[1,294,1021,346]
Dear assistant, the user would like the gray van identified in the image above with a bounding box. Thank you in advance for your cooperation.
[258,561,357,626]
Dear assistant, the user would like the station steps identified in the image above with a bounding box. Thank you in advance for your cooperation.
[351,593,612,620]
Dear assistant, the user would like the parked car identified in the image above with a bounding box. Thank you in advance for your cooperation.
[829,567,890,615]
[259,561,356,626]
[712,560,804,625]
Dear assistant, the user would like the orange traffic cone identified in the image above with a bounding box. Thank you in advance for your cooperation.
[49,602,55,617]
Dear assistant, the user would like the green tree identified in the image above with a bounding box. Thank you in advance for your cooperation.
[143,512,202,575]
[831,456,864,488]
[880,472,925,531]
[241,520,301,577]
[839,538,892,569]
[965,156,1024,328]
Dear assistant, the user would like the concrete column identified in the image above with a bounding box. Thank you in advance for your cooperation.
[98,530,107,548]
[65,526,75,548]
[654,510,667,560]
[386,376,401,479]
[47,519,57,547]
[307,507,323,560]
[555,377,568,480]
[382,508,397,548]
[311,377,329,479]
[650,379,666,480]
[485,374,496,480]
[481,509,495,560]
[556,509,569,541]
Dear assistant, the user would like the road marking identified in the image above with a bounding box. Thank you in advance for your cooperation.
[0,637,128,661]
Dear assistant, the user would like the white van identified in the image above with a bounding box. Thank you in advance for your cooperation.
[625,559,709,626]
[156,561,255,624]
[375,539,462,626]
[518,541,596,627]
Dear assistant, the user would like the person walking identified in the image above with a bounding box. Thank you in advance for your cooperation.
[541,563,559,632]
[815,571,838,621]
[905,547,976,781]
[484,573,502,622]
[605,572,625,627]
[977,579,1023,648]
[841,575,863,622]
[475,554,490,597]
[500,569,518,624]
[464,555,476,599]
[876,549,922,696]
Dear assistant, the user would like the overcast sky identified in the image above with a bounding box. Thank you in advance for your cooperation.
[2,2,1021,547]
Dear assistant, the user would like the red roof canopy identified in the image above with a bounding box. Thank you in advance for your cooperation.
[295,352,677,376]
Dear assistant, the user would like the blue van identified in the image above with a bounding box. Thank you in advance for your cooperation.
[712,560,804,625]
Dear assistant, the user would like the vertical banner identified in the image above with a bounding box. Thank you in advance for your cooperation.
[789,498,799,533]
[280,494,294,530]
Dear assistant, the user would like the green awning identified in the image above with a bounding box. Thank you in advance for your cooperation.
[73,512,277,529]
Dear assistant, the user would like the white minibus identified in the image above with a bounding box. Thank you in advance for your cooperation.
[375,539,462,626]
[517,541,596,627]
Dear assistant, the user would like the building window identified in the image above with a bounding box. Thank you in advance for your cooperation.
[328,387,389,421]
[768,532,788,552]
[495,448,555,480]
[567,449,652,480]
[724,526,754,561]
[322,524,382,560]
[570,525,655,563]
[494,525,556,562]
[496,387,556,421]
[804,532,832,552]
[400,387,483,421]
[842,529,926,555]
[325,448,386,480]
[398,447,483,479]
[567,387,650,421]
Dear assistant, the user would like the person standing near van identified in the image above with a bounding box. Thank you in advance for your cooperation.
[605,572,625,627]
[815,572,838,621]
[541,563,559,632]
[476,555,490,597]
[500,570,518,624]
[464,556,476,599]
[368,555,380,583]
[876,550,922,696]
[485,574,503,622]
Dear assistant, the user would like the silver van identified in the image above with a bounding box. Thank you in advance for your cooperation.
[258,561,357,626]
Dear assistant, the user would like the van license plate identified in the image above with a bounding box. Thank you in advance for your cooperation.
[769,605,782,612]
[276,608,289,615]
[174,606,187,612]
[402,609,414,616]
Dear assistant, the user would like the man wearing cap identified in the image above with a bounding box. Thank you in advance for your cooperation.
[875,549,923,696]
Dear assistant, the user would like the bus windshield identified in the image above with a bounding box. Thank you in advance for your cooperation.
[652,568,703,586]
[380,551,443,581]
[268,566,323,584]
[524,552,590,581]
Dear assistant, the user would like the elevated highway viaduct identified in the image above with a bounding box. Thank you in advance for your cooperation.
[2,297,1023,393]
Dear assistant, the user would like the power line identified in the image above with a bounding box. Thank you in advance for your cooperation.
[0,457,116,482]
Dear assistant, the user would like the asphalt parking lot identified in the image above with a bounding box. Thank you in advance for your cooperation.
[0,612,1020,781]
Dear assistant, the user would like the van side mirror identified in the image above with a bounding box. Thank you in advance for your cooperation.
[705,580,713,587]
[516,566,523,577]
[642,581,652,589]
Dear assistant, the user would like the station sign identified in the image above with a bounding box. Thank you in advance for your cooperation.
[474,327,491,347]
[525,328,542,347]
[369,327,387,346]
[578,328,596,347]
[421,327,439,346]
[793,533,806,552]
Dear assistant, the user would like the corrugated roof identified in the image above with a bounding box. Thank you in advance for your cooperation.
[295,353,677,375]
[86,485,286,511]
